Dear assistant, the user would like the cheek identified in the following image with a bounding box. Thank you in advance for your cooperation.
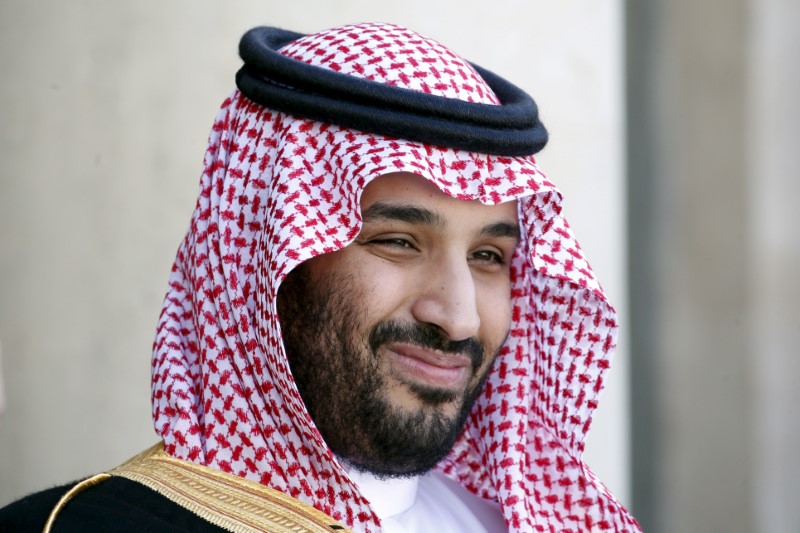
[360,264,418,315]
[476,280,513,347]
[333,256,417,323]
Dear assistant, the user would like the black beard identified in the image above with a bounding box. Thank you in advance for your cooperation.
[276,262,497,478]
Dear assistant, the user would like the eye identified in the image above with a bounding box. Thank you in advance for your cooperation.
[371,237,415,249]
[470,248,505,266]
[355,228,421,261]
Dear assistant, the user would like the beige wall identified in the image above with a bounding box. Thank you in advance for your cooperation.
[0,0,630,508]
[749,3,800,532]
[627,0,800,531]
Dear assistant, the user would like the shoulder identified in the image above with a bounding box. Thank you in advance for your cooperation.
[0,476,227,532]
[0,482,71,532]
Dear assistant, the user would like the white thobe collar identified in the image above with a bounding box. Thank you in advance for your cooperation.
[344,466,418,520]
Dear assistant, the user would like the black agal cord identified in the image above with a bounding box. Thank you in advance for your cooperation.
[236,27,548,156]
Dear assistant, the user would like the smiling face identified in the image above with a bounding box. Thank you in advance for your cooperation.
[277,172,520,477]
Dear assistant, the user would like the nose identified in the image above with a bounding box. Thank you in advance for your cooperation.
[410,255,481,341]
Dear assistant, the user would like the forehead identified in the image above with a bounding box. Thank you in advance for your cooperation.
[360,173,519,223]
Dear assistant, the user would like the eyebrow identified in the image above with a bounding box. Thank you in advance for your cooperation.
[362,202,445,228]
[480,221,521,241]
[362,201,520,242]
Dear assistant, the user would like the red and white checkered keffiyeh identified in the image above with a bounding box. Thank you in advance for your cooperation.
[152,22,640,532]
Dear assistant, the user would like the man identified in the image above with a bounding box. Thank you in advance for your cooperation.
[0,23,640,532]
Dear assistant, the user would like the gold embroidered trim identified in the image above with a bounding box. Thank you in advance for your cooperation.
[108,442,351,533]
[43,473,112,533]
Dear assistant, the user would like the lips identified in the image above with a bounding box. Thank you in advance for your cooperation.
[385,343,472,389]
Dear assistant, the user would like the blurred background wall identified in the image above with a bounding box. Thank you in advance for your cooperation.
[0,0,631,516]
[627,0,799,531]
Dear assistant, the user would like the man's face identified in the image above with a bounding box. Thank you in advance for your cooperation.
[277,172,520,477]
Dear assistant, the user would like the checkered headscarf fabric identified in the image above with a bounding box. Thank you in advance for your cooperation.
[152,23,640,532]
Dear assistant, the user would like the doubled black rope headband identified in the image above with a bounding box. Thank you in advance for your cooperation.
[236,27,548,156]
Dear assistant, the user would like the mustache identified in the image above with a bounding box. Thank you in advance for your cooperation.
[368,321,485,370]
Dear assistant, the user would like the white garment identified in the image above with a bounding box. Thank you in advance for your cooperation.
[346,468,507,532]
